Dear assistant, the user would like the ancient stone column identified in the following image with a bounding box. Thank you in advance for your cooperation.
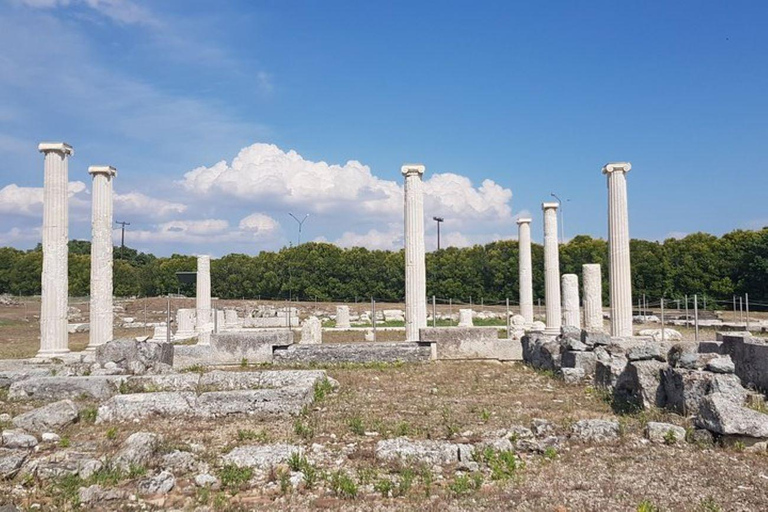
[516,218,534,326]
[603,162,633,337]
[175,308,197,339]
[224,309,240,329]
[402,164,427,341]
[542,202,562,335]
[458,309,474,327]
[86,166,116,351]
[196,255,212,345]
[561,274,581,329]
[335,305,351,329]
[37,143,74,358]
[583,263,604,332]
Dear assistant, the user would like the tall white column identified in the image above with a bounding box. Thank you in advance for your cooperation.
[86,166,116,351]
[603,162,633,337]
[542,202,561,335]
[335,305,351,329]
[516,218,534,326]
[196,255,212,345]
[583,263,604,332]
[402,164,427,342]
[561,273,580,329]
[37,143,74,358]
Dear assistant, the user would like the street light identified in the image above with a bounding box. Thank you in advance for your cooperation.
[288,213,309,246]
[433,217,444,250]
[549,193,569,242]
[115,220,130,259]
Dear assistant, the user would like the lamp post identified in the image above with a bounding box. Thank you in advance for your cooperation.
[433,216,444,250]
[550,193,569,242]
[115,220,130,259]
[288,213,309,246]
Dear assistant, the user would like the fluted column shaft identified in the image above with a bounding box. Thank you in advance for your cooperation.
[583,263,604,332]
[38,143,73,358]
[603,162,633,337]
[516,218,533,325]
[87,166,116,350]
[402,164,427,341]
[542,203,561,335]
[562,274,580,328]
[196,255,212,345]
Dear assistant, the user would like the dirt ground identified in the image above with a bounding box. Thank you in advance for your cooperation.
[2,298,768,510]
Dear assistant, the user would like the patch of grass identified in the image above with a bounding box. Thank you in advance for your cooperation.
[699,496,722,511]
[302,461,319,489]
[448,472,483,496]
[313,377,334,401]
[293,418,314,440]
[127,464,147,479]
[637,500,661,512]
[218,464,253,494]
[348,415,365,436]
[441,406,460,438]
[196,486,211,505]
[357,466,378,486]
[53,474,83,507]
[733,440,746,452]
[181,364,206,374]
[395,421,412,437]
[212,492,229,509]
[663,428,679,445]
[480,447,524,481]
[278,467,291,495]
[373,477,393,498]
[90,464,125,487]
[328,470,358,499]
[479,408,491,423]
[420,465,434,497]
[79,406,98,423]
[395,467,415,497]
[543,446,558,461]
[287,451,305,472]
[59,436,71,448]
[0,387,8,402]
[240,357,248,368]
[105,426,118,440]
[237,428,269,443]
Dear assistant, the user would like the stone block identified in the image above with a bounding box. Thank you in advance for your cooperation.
[561,351,596,375]
[0,369,53,389]
[95,339,173,374]
[8,376,125,401]
[419,327,520,361]
[300,316,322,345]
[273,342,431,364]
[222,444,303,470]
[12,400,78,433]
[698,341,724,354]
[719,334,768,392]
[521,334,561,371]
[375,438,474,466]
[614,360,667,410]
[695,393,768,439]
[96,392,196,423]
[645,422,686,444]
[571,419,620,442]
[662,367,748,415]
[194,388,311,418]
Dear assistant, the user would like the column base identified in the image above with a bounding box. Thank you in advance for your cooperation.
[34,348,71,359]
[543,327,561,336]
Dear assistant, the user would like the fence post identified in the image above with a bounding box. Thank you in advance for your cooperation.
[685,295,689,327]
[746,293,750,332]
[660,298,665,342]
[694,294,699,342]
[371,297,376,342]
[166,294,171,344]
[506,298,510,339]
[432,295,436,328]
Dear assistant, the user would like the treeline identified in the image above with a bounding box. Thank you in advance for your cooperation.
[0,229,766,308]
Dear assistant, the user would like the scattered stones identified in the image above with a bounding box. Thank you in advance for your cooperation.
[160,450,198,474]
[375,438,474,466]
[637,328,682,343]
[0,448,27,479]
[25,451,103,480]
[627,343,666,362]
[706,356,736,374]
[1,430,38,449]
[78,484,129,505]
[41,433,61,443]
[645,422,686,444]
[11,399,78,433]
[222,444,303,470]
[695,393,768,439]
[195,473,218,487]
[113,432,162,471]
[138,470,175,495]
[95,339,173,374]
[571,419,620,442]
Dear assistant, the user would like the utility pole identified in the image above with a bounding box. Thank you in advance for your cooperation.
[433,217,444,250]
[288,213,310,246]
[115,221,130,259]
[550,193,569,242]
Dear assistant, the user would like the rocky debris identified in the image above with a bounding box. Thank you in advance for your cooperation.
[96,392,196,423]
[560,351,596,375]
[121,373,200,393]
[12,400,78,433]
[160,450,198,474]
[695,393,768,439]
[113,432,161,471]
[67,323,90,334]
[662,367,748,415]
[78,484,129,505]
[706,356,736,374]
[560,367,585,384]
[678,352,719,370]
[581,331,611,347]
[1,430,37,449]
[594,352,628,390]
[300,316,322,345]
[8,376,124,402]
[667,342,699,368]
[637,328,683,342]
[194,473,218,487]
[95,339,174,375]
[375,438,474,466]
[24,451,103,480]
[614,360,666,410]
[0,448,27,479]
[571,419,620,442]
[0,294,21,306]
[0,369,53,389]
[222,444,303,470]
[689,428,714,446]
[627,343,667,362]
[0,414,9,423]
[521,334,561,371]
[138,470,175,495]
[41,433,60,443]
[645,422,686,444]
[531,418,554,437]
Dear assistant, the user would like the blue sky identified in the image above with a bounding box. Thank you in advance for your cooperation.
[1,0,766,256]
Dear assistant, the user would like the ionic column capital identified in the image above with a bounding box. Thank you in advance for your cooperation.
[602,162,632,175]
[542,202,559,211]
[401,164,426,177]
[88,165,117,178]
[516,217,532,225]
[38,142,74,156]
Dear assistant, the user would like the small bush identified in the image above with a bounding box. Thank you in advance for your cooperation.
[313,377,334,401]
[287,451,306,472]
[480,447,524,481]
[219,464,253,493]
[373,477,393,498]
[663,429,678,445]
[59,436,71,448]
[480,409,491,423]
[329,470,358,499]
[348,415,365,436]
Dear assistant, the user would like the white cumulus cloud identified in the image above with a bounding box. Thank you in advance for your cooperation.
[0,181,87,216]
[114,192,187,218]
